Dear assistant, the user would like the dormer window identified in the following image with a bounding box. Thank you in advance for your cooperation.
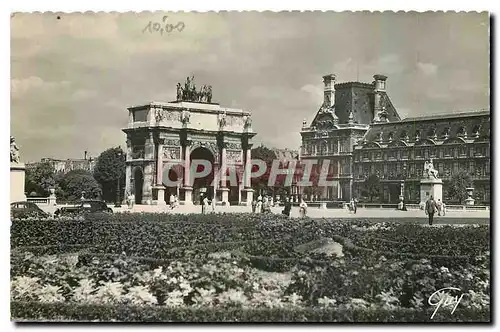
[443,127,450,139]
[428,127,437,140]
[415,130,421,141]
[473,124,481,138]
[388,132,394,142]
[457,126,467,138]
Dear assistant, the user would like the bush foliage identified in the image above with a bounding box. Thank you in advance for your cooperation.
[11,213,490,322]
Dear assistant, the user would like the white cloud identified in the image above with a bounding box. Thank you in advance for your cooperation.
[417,62,438,76]
[11,76,71,99]
[300,84,323,104]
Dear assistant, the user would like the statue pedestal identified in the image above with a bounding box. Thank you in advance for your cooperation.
[217,187,230,206]
[465,187,475,206]
[239,187,254,206]
[10,163,27,203]
[181,186,193,205]
[153,186,167,205]
[419,177,443,207]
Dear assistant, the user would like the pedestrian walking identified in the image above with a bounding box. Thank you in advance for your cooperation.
[255,197,262,214]
[299,199,308,218]
[282,197,292,218]
[437,199,443,216]
[425,195,438,225]
[262,197,271,213]
[251,198,257,213]
[353,197,358,214]
[349,198,355,214]
[169,194,175,210]
[203,195,210,214]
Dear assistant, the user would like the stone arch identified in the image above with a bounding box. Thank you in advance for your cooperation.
[132,166,143,204]
[443,137,466,144]
[191,141,219,164]
[362,141,381,149]
[190,146,216,201]
[387,139,408,147]
[414,138,437,146]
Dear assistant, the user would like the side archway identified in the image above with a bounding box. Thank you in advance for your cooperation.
[133,166,143,204]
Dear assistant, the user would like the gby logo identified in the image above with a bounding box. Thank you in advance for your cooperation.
[428,287,466,320]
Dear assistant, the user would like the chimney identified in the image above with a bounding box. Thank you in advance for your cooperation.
[322,74,336,107]
[372,74,388,122]
[373,74,387,92]
[84,151,87,160]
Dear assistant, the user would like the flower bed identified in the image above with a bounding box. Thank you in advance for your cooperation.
[11,213,490,322]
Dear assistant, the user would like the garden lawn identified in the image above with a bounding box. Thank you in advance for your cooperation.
[11,213,490,322]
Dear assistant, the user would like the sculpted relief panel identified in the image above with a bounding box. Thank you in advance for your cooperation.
[226,150,243,164]
[154,108,181,123]
[163,146,181,160]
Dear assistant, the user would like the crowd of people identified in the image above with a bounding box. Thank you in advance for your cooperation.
[126,190,448,225]
[250,195,309,218]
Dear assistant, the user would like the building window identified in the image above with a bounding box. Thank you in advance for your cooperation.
[459,146,467,156]
[133,109,149,122]
[424,149,429,159]
[469,160,475,173]
[363,152,369,160]
[453,162,459,173]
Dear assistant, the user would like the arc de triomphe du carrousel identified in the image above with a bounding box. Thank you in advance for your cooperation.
[122,77,256,206]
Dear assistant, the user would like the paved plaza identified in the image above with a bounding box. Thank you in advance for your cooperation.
[105,204,490,221]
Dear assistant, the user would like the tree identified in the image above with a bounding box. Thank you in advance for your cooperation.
[93,147,126,202]
[448,170,473,204]
[363,174,381,202]
[25,162,56,196]
[56,169,102,202]
[251,145,277,195]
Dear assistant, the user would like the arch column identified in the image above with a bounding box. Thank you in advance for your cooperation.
[181,140,193,205]
[218,142,230,205]
[154,138,166,205]
[240,142,254,206]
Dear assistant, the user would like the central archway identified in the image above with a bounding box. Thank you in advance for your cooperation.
[190,147,216,204]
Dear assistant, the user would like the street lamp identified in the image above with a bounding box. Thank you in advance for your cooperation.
[400,164,407,211]
[115,150,123,207]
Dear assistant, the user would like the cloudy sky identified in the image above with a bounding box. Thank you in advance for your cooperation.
[11,11,489,162]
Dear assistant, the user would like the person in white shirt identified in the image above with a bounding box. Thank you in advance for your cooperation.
[299,199,308,218]
[203,196,210,214]
[255,197,263,214]
[169,194,175,210]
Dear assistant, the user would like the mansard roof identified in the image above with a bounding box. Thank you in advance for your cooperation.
[310,105,339,130]
[360,110,490,146]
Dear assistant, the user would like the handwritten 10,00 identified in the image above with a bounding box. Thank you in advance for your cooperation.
[143,16,185,35]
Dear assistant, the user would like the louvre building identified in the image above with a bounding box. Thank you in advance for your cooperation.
[299,74,490,205]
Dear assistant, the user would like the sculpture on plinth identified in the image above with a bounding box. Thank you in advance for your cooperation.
[10,136,20,163]
[175,76,214,103]
[424,158,439,179]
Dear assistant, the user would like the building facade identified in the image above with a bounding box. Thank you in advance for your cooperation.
[300,73,491,205]
[122,93,256,205]
[26,156,96,174]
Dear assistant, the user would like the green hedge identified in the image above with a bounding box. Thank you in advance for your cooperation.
[11,301,490,323]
